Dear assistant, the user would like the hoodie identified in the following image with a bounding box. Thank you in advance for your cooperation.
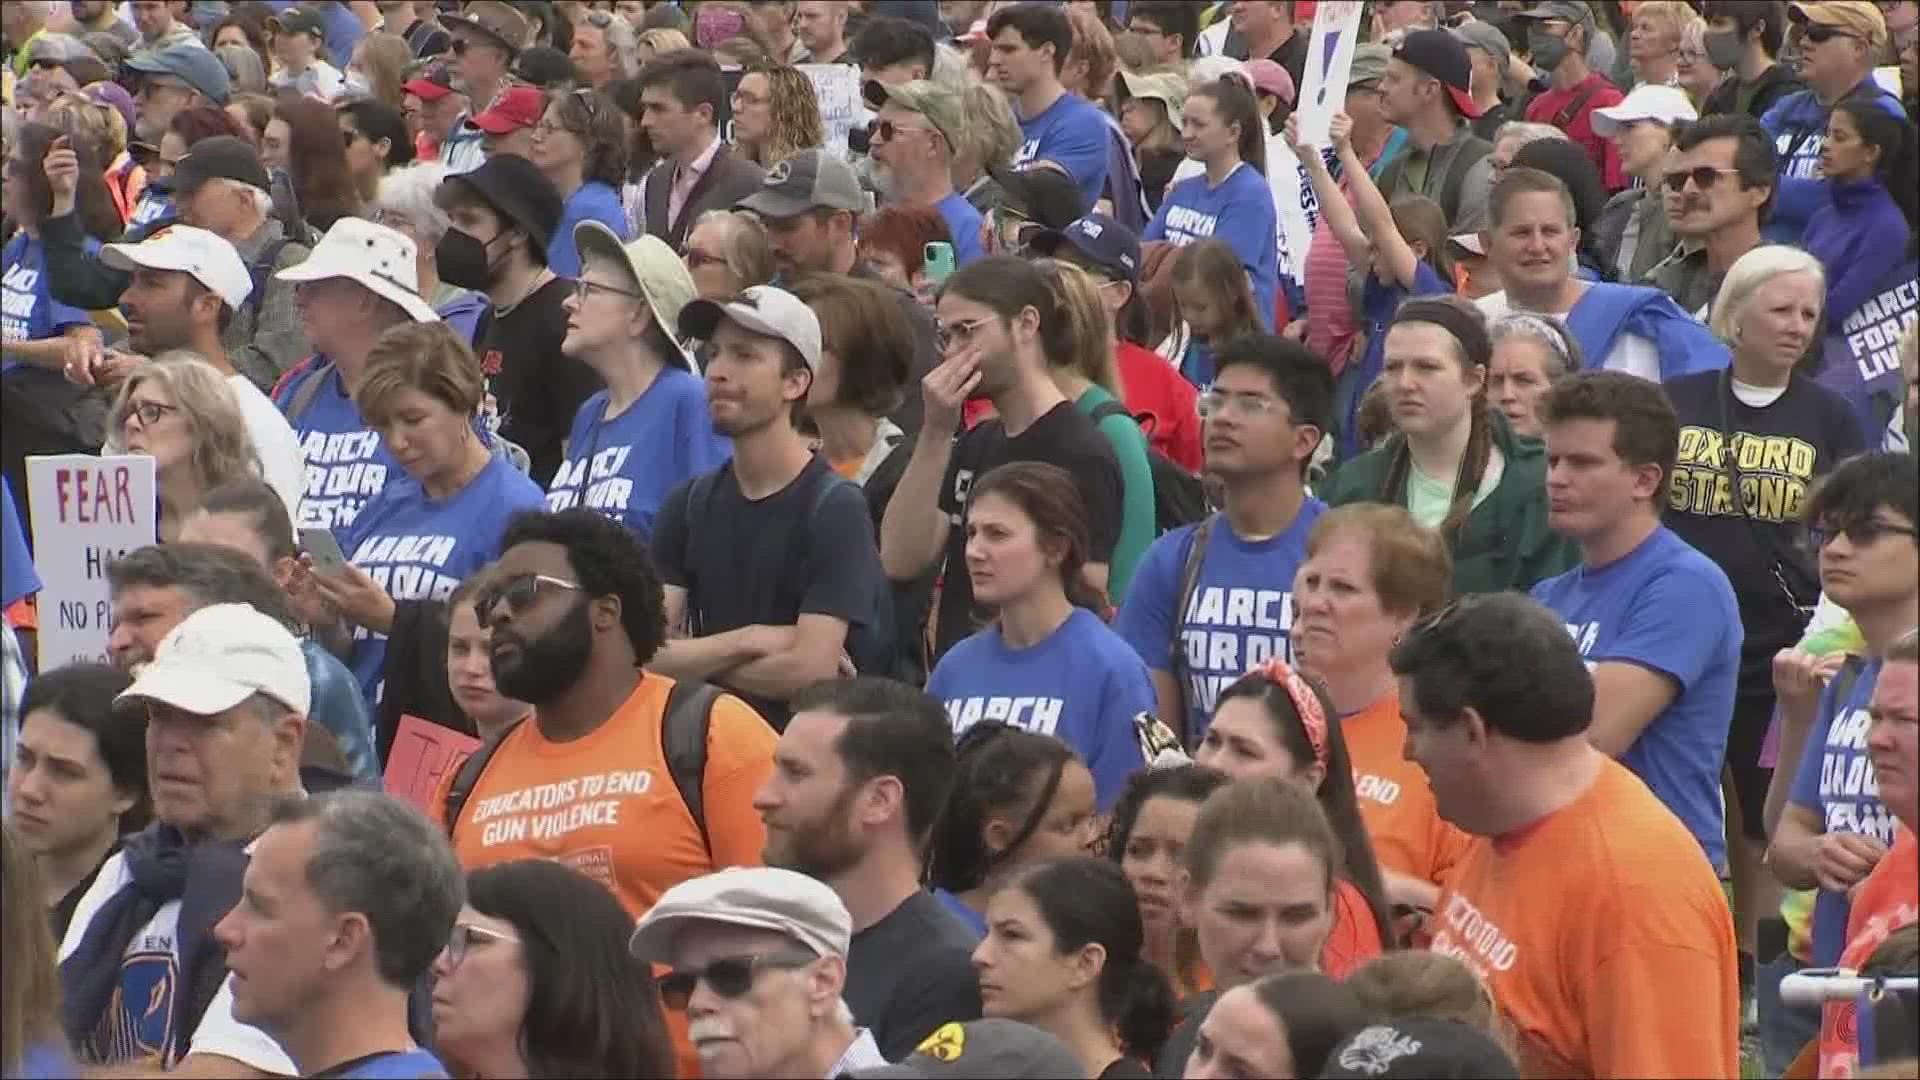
[1803,176,1911,322]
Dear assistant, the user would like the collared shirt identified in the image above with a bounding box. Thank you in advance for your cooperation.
[827,1029,888,1078]
[668,133,723,229]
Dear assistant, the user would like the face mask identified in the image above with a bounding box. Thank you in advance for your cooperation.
[343,72,370,98]
[1529,30,1570,72]
[436,228,498,290]
[1704,29,1745,70]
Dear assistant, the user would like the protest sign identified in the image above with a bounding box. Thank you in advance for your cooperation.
[1295,0,1365,147]
[1266,140,1323,293]
[384,714,483,816]
[25,454,156,669]
[1817,258,1917,449]
[802,63,866,159]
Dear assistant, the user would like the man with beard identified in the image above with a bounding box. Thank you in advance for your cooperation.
[437,507,777,917]
[750,677,982,1060]
[866,79,983,267]
[649,286,891,729]
[68,0,138,48]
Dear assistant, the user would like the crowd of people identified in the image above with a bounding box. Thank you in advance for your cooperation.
[2,0,1919,1078]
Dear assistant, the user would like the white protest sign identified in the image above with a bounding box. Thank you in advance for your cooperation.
[1295,0,1366,148]
[1265,138,1322,293]
[25,455,156,669]
[801,63,866,159]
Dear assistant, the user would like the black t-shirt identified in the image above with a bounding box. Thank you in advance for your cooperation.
[653,454,889,726]
[932,402,1124,661]
[1155,990,1218,1078]
[845,890,984,1061]
[1100,1056,1156,1079]
[479,276,602,486]
[1664,371,1867,679]
[50,843,117,942]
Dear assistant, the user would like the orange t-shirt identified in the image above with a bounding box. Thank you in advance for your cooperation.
[1343,693,1473,888]
[1427,757,1739,1079]
[1819,828,1919,1079]
[1322,878,1386,979]
[435,671,778,913]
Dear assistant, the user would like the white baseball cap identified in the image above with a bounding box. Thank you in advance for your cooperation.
[629,867,852,962]
[678,285,823,372]
[275,217,441,323]
[1591,84,1699,138]
[117,603,312,716]
[101,225,253,309]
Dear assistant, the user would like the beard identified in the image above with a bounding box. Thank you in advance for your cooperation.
[766,783,866,878]
[491,597,594,706]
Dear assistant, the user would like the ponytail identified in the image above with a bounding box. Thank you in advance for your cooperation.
[1192,77,1267,177]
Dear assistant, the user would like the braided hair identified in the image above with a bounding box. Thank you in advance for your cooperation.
[1379,295,1496,540]
[927,723,1079,894]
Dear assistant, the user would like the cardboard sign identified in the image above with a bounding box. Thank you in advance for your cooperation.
[24,454,156,669]
[384,714,483,816]
[1816,258,1917,451]
[801,63,866,159]
[1295,0,1366,148]
[1266,140,1323,293]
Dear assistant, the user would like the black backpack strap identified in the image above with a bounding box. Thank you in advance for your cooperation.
[1089,399,1131,426]
[442,718,526,837]
[662,679,722,861]
[244,237,292,322]
[1168,515,1216,749]
[1439,137,1494,226]
[283,362,331,424]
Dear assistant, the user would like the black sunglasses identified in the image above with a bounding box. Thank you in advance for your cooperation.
[655,952,815,1011]
[1661,166,1741,193]
[1808,519,1919,549]
[1803,24,1861,45]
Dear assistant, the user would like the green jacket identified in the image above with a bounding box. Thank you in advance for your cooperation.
[1322,412,1576,596]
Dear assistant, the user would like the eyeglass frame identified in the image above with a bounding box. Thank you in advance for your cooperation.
[442,922,522,969]
[474,573,583,625]
[1806,518,1920,550]
[119,399,180,430]
[1661,165,1743,193]
[935,316,994,354]
[1197,389,1293,420]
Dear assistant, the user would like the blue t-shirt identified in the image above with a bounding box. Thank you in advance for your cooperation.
[312,1048,449,1079]
[926,607,1151,810]
[1012,91,1112,210]
[933,887,988,939]
[548,181,633,279]
[3,231,94,371]
[2,477,39,607]
[1789,657,1898,965]
[1530,526,1742,870]
[338,455,546,703]
[545,369,730,540]
[935,191,985,266]
[1114,503,1325,744]
[1144,163,1279,332]
[275,362,397,532]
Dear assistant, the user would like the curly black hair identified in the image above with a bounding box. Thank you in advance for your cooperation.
[499,509,668,665]
[927,722,1077,894]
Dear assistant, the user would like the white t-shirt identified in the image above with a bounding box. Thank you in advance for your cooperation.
[1476,291,1663,383]
[272,60,346,102]
[227,374,307,524]
[58,850,296,1075]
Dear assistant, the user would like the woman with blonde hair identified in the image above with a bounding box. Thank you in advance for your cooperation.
[2,825,74,1077]
[109,356,260,541]
[634,27,692,64]
[952,81,1023,213]
[347,32,412,108]
[730,62,824,170]
[1627,0,1693,86]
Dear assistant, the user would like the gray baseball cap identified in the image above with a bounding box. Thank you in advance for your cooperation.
[1451,20,1512,73]
[1349,44,1391,89]
[846,1020,1088,1080]
[1513,1,1594,25]
[126,44,231,105]
[736,149,865,220]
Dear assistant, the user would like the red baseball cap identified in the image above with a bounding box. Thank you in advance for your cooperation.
[469,85,545,135]
[402,60,456,103]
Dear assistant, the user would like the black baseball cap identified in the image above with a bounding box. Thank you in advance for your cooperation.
[1029,214,1141,283]
[171,136,271,196]
[1393,29,1482,118]
[267,6,327,39]
[989,165,1084,230]
[513,45,576,88]
[1320,1019,1520,1079]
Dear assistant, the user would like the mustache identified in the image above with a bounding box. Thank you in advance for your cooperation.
[689,1019,736,1043]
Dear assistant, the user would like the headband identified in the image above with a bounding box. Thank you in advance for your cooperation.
[1393,297,1493,369]
[1254,659,1328,771]
[1491,313,1574,369]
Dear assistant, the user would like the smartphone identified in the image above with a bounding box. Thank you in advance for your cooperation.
[923,242,957,285]
[300,528,351,577]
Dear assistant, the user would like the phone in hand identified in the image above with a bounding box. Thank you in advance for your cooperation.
[922,242,957,285]
[300,528,351,577]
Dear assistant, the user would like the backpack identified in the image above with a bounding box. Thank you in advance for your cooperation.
[1375,135,1494,228]
[1089,399,1210,534]
[442,679,726,856]
[1166,514,1219,749]
[243,236,292,325]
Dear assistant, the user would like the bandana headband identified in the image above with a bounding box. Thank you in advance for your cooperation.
[1254,659,1329,771]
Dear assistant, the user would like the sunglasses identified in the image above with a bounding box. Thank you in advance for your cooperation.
[473,573,582,624]
[1661,166,1742,192]
[29,58,65,71]
[655,952,815,1011]
[1808,519,1919,549]
[1803,24,1862,45]
[873,119,937,144]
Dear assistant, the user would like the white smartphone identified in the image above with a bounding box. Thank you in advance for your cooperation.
[299,528,351,577]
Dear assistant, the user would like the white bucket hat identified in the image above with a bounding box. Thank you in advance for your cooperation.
[274,217,441,323]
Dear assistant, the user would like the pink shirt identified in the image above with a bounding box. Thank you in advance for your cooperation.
[668,134,723,229]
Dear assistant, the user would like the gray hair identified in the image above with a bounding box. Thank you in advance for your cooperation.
[268,790,465,988]
[951,81,1021,175]
[1490,313,1580,379]
[1494,121,1568,150]
[594,11,642,80]
[205,177,274,220]
[691,209,776,290]
[105,542,300,631]
[1889,627,1919,664]
[374,161,455,245]
[1710,244,1826,344]
[215,43,267,94]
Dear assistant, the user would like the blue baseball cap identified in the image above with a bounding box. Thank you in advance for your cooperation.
[1028,214,1141,283]
[126,44,231,105]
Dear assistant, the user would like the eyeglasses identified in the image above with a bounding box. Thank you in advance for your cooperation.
[1803,24,1862,45]
[873,119,937,144]
[1198,390,1288,419]
[572,277,646,301]
[474,573,582,624]
[656,952,816,1011]
[120,401,179,428]
[28,58,64,71]
[442,923,520,969]
[991,211,1045,249]
[1807,519,1919,549]
[683,247,725,270]
[935,317,992,353]
[730,89,770,108]
[1661,166,1742,193]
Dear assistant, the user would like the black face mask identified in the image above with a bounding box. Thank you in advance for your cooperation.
[1529,29,1571,72]
[1704,29,1745,70]
[436,227,500,290]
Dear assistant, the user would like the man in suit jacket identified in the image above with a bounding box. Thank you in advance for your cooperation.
[637,49,766,250]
